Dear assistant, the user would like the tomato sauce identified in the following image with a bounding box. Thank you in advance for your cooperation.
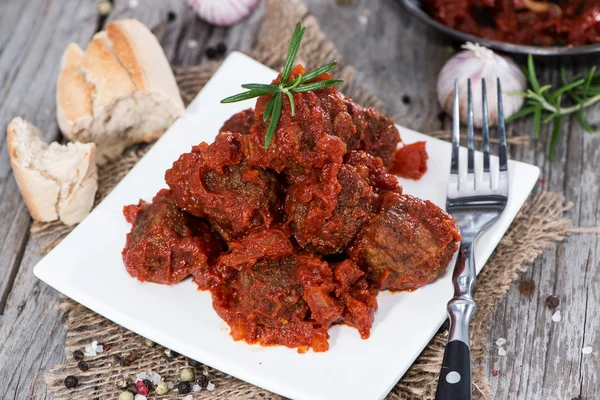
[390,141,428,180]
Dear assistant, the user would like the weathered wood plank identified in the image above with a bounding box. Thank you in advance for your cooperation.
[0,0,99,309]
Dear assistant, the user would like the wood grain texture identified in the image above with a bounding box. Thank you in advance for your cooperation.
[0,0,598,399]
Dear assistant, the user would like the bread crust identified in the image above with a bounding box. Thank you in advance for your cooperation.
[56,19,184,164]
[7,117,98,225]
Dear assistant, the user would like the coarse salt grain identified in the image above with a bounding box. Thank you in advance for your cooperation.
[358,15,368,25]
[552,310,562,322]
[193,384,201,392]
[495,338,507,347]
[167,382,175,389]
[135,371,148,383]
[582,346,593,355]
[134,395,147,400]
[187,40,199,49]
[498,347,507,356]
[147,371,161,385]
[84,340,102,356]
[207,382,215,392]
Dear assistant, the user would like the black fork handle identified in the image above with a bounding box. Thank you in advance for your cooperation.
[435,340,472,400]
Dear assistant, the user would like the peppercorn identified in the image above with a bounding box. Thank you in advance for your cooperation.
[546,295,560,309]
[116,379,130,390]
[520,280,536,297]
[127,383,138,394]
[97,1,112,16]
[156,380,169,395]
[77,360,89,372]
[205,47,217,59]
[178,381,192,394]
[197,373,209,389]
[180,367,196,382]
[167,11,177,22]
[73,350,84,361]
[216,43,227,55]
[143,378,154,391]
[118,391,134,400]
[401,95,411,105]
[64,375,78,389]
[136,380,149,396]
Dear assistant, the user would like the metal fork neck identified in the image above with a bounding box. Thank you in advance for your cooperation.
[447,241,477,345]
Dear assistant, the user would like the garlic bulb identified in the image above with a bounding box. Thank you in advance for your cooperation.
[187,0,260,27]
[437,42,526,128]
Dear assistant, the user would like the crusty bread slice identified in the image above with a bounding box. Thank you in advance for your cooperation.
[56,19,184,164]
[7,117,98,225]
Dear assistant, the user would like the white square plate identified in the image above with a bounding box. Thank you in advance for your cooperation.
[34,52,539,400]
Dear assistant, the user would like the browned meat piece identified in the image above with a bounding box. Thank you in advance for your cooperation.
[211,227,378,351]
[220,108,255,135]
[343,97,401,168]
[344,150,401,194]
[122,189,224,285]
[285,164,374,255]
[165,132,282,243]
[348,192,461,291]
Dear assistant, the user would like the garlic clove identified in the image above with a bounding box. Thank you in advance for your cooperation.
[187,0,260,27]
[437,43,527,128]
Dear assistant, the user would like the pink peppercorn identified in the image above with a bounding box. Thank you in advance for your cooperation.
[492,370,499,377]
[135,380,149,396]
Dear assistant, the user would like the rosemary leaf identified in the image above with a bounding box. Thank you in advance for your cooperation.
[549,79,586,103]
[263,95,276,122]
[577,108,595,133]
[549,116,562,160]
[280,22,306,85]
[505,105,536,123]
[286,91,296,117]
[241,83,281,92]
[527,55,541,93]
[299,61,338,83]
[291,79,343,93]
[264,93,282,149]
[221,90,267,103]
[533,104,542,139]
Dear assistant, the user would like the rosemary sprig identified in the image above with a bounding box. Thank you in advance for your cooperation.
[507,54,600,159]
[220,22,343,148]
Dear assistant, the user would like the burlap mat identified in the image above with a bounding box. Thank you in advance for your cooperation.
[39,0,572,398]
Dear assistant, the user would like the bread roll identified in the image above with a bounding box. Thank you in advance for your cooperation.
[7,117,98,225]
[57,19,184,163]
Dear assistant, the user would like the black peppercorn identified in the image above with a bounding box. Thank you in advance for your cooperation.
[73,350,84,361]
[546,295,560,309]
[197,374,209,389]
[77,360,89,372]
[64,375,78,389]
[167,11,177,22]
[216,43,227,55]
[143,379,153,391]
[205,47,217,59]
[401,95,411,105]
[178,381,192,394]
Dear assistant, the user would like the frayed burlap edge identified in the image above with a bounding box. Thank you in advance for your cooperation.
[39,0,573,398]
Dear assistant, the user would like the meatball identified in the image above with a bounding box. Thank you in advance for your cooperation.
[348,192,461,291]
[344,150,401,194]
[165,132,282,243]
[242,65,348,180]
[122,189,223,285]
[211,227,378,351]
[286,164,374,255]
[343,97,401,168]
[220,108,255,136]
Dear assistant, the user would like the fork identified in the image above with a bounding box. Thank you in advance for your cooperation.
[434,78,509,400]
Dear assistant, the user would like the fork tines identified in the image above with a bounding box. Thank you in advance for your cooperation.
[449,78,508,194]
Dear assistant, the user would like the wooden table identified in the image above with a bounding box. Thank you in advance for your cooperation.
[1,0,598,398]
